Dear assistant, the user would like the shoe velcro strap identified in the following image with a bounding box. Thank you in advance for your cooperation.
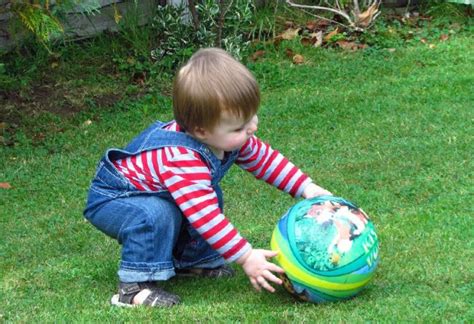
[143,289,180,307]
[120,283,141,296]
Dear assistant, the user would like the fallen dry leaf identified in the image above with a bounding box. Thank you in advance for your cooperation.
[308,19,330,31]
[272,37,282,48]
[0,182,12,189]
[293,54,304,64]
[285,48,295,58]
[336,40,368,51]
[439,34,449,42]
[420,38,428,44]
[284,21,295,29]
[83,119,93,126]
[336,40,359,51]
[250,50,265,61]
[429,44,436,49]
[311,31,323,48]
[280,28,301,40]
[306,20,318,31]
[300,37,312,46]
[324,28,340,43]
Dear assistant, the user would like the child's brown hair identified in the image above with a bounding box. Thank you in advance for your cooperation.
[173,48,260,132]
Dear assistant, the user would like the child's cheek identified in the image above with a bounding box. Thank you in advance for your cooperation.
[229,134,245,149]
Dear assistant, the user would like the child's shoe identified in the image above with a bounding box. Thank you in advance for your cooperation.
[175,264,235,278]
[110,281,180,307]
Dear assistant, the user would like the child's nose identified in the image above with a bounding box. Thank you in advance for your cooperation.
[247,118,258,135]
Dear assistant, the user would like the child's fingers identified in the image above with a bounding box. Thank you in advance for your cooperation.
[250,277,261,292]
[262,249,279,258]
[267,262,285,274]
[262,269,283,285]
[257,276,275,293]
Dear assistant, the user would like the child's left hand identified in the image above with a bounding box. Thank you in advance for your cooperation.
[302,182,332,199]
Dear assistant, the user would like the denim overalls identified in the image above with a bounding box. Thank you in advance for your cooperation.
[84,121,239,283]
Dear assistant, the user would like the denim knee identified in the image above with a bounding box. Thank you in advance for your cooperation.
[85,192,184,281]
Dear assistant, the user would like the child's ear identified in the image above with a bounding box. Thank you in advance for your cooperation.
[192,127,208,140]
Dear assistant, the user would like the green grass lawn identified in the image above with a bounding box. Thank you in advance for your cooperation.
[1,34,473,322]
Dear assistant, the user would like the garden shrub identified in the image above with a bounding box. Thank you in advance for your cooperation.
[151,0,254,72]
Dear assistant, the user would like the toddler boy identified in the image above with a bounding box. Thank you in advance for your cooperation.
[84,48,331,307]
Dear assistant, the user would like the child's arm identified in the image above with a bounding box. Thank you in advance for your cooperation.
[160,147,286,292]
[236,136,331,198]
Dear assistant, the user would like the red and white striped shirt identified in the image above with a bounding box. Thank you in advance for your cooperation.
[113,122,312,262]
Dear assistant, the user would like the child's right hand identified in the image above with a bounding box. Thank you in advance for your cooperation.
[237,248,285,293]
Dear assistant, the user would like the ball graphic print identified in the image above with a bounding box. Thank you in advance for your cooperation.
[271,196,379,303]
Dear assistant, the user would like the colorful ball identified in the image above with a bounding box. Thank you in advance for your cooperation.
[271,196,379,303]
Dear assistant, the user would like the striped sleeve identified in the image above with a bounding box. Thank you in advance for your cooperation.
[236,136,312,197]
[159,147,251,262]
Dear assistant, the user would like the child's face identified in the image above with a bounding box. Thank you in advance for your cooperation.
[196,111,258,157]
